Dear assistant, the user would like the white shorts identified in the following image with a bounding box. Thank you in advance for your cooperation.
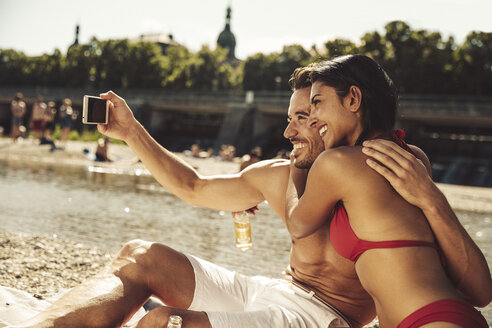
[185,254,351,328]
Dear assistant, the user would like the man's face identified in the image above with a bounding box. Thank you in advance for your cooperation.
[283,87,325,169]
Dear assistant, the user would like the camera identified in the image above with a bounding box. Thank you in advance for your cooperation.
[82,95,108,125]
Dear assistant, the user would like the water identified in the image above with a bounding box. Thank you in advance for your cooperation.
[0,160,291,279]
[0,159,491,323]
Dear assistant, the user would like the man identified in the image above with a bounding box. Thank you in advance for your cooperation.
[17,67,491,328]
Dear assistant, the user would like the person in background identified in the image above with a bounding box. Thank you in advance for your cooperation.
[43,101,57,139]
[95,137,111,162]
[274,149,290,159]
[10,92,26,142]
[218,144,236,161]
[190,143,202,158]
[239,146,262,171]
[39,101,58,151]
[58,98,74,147]
[30,96,46,140]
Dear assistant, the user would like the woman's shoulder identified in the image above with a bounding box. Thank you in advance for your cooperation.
[311,146,368,181]
[315,146,366,167]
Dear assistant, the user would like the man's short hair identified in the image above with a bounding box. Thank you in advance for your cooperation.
[288,64,318,91]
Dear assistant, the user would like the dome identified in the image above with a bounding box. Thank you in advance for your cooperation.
[217,7,236,59]
[217,25,236,52]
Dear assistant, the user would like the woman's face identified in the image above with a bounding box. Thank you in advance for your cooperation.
[309,81,363,150]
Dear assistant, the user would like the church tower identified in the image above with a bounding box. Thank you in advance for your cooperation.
[72,24,80,47]
[217,6,236,60]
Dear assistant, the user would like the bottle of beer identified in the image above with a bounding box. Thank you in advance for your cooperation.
[167,315,182,328]
[233,212,253,251]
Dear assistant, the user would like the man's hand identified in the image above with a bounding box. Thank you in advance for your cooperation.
[136,307,168,328]
[363,138,492,306]
[98,91,138,142]
[362,139,436,209]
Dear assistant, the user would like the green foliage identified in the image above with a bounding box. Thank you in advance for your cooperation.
[324,39,360,58]
[454,31,492,94]
[0,24,491,95]
[51,125,61,140]
[242,44,312,90]
[0,49,30,85]
[51,125,124,143]
[68,129,81,141]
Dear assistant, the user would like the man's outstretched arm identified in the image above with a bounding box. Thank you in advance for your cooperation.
[362,139,492,307]
[98,91,284,213]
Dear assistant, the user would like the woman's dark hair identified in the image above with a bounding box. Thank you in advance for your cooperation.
[310,54,398,145]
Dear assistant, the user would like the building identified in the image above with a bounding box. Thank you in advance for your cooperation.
[130,33,181,54]
[217,6,238,63]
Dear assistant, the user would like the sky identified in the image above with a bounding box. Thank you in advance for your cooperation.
[1,0,491,59]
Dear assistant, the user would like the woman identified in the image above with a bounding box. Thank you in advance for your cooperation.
[285,55,488,327]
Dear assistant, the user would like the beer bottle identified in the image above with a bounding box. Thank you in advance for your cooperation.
[234,212,253,251]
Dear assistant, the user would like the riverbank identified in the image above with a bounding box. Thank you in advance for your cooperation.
[0,137,240,176]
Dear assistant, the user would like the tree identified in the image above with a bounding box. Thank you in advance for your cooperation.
[65,43,95,87]
[359,31,387,66]
[161,45,193,89]
[274,45,312,90]
[454,31,492,95]
[0,49,29,86]
[323,39,359,59]
[380,21,456,94]
[242,52,277,90]
[126,42,165,88]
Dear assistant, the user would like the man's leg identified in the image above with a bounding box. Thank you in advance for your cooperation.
[16,239,197,328]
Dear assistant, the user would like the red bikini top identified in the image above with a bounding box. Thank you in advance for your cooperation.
[329,130,444,263]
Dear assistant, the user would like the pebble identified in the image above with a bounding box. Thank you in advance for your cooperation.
[0,231,113,298]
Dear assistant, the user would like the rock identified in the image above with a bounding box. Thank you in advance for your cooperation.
[0,231,114,298]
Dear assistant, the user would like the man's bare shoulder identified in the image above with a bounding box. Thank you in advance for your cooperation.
[242,158,290,172]
[240,158,290,181]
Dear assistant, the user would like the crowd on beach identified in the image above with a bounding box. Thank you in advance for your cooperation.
[185,142,289,172]
[9,92,77,150]
[7,92,112,162]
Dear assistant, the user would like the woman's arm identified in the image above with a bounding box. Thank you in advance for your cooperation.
[362,139,492,307]
[285,150,344,238]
